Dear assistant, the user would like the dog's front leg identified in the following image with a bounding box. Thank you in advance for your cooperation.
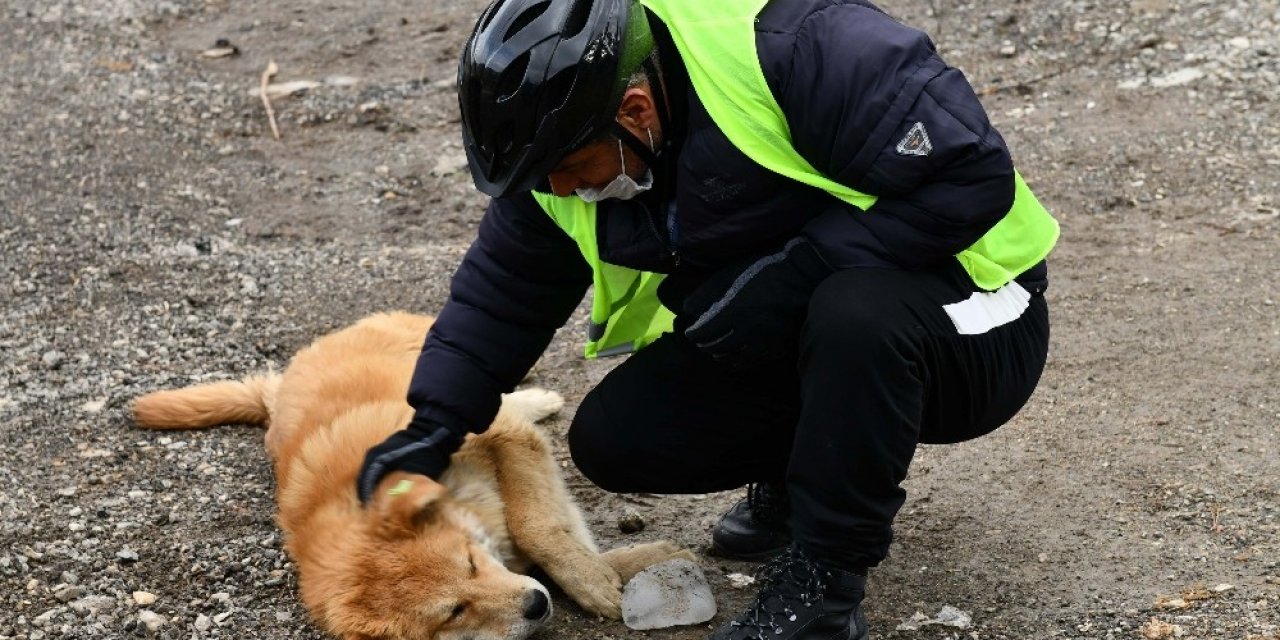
[483,427,624,619]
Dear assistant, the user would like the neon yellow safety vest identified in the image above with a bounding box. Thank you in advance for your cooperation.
[534,0,1059,359]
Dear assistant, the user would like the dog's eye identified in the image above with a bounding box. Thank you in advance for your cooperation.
[448,603,467,621]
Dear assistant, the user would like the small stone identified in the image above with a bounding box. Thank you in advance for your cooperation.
[133,591,156,606]
[896,605,973,631]
[116,548,140,563]
[1150,67,1204,88]
[69,595,114,616]
[53,584,82,602]
[430,153,468,177]
[33,608,60,626]
[726,572,756,589]
[138,609,165,632]
[998,42,1017,57]
[194,614,212,631]
[618,509,646,534]
[42,350,65,369]
[622,559,716,630]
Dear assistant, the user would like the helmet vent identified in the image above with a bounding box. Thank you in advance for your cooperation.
[504,0,551,42]
[561,0,593,39]
[495,51,531,102]
[479,0,507,33]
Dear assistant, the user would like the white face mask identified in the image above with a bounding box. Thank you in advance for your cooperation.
[575,130,654,202]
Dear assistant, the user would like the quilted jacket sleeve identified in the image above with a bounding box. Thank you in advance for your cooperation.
[405,192,591,438]
[767,2,1016,271]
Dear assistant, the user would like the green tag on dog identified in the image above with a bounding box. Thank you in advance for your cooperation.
[388,479,414,497]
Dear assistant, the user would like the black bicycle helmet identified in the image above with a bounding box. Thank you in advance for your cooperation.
[458,0,655,197]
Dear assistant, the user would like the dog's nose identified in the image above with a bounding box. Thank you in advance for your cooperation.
[521,589,550,621]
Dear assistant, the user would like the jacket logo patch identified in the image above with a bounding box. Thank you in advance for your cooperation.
[896,122,933,157]
[700,175,746,203]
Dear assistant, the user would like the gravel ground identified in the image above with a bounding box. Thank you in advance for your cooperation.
[1,0,1277,638]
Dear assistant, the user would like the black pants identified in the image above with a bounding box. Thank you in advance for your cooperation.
[568,264,1050,570]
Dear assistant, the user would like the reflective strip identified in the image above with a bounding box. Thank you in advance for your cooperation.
[943,281,1031,336]
[687,239,800,334]
[595,342,637,358]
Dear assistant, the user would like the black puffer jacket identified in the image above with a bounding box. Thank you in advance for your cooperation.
[407,0,1043,441]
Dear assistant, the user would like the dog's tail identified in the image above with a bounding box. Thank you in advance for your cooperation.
[133,373,280,430]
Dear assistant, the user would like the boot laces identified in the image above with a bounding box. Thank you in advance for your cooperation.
[729,546,828,638]
[747,482,789,528]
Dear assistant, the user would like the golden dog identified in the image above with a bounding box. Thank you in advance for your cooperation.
[133,312,692,640]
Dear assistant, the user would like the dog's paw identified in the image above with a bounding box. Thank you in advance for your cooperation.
[601,540,698,582]
[501,388,564,423]
[560,558,623,620]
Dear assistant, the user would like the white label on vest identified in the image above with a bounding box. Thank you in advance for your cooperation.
[943,281,1031,335]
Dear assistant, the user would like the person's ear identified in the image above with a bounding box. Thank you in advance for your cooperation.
[616,87,657,130]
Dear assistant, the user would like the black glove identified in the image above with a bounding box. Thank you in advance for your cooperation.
[356,418,465,505]
[683,238,833,368]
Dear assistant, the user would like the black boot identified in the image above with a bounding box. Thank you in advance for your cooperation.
[710,545,869,640]
[712,482,792,560]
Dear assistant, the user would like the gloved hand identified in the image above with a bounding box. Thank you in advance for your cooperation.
[356,418,465,505]
[683,238,833,368]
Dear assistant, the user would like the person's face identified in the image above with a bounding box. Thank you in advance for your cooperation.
[545,86,662,198]
[545,139,633,197]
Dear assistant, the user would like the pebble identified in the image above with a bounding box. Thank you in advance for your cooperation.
[618,509,646,534]
[116,548,140,563]
[138,609,165,632]
[41,350,64,369]
[132,591,156,606]
[53,584,83,602]
[32,608,60,626]
[194,614,212,631]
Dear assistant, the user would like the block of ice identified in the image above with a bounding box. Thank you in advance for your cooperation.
[622,558,717,630]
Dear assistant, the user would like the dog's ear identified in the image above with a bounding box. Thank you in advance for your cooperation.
[368,471,448,539]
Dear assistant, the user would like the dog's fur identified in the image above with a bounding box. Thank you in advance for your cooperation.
[133,312,692,640]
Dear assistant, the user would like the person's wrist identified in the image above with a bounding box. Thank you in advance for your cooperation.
[357,424,463,504]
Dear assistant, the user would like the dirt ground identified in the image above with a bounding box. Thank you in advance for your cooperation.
[1,0,1277,638]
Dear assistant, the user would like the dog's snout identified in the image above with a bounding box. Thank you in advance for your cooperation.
[521,589,550,621]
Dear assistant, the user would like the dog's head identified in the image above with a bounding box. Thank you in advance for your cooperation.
[303,472,552,640]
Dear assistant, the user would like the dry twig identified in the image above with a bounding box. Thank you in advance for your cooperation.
[260,60,281,140]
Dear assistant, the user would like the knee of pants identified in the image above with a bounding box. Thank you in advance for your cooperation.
[804,271,911,360]
[567,393,637,494]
